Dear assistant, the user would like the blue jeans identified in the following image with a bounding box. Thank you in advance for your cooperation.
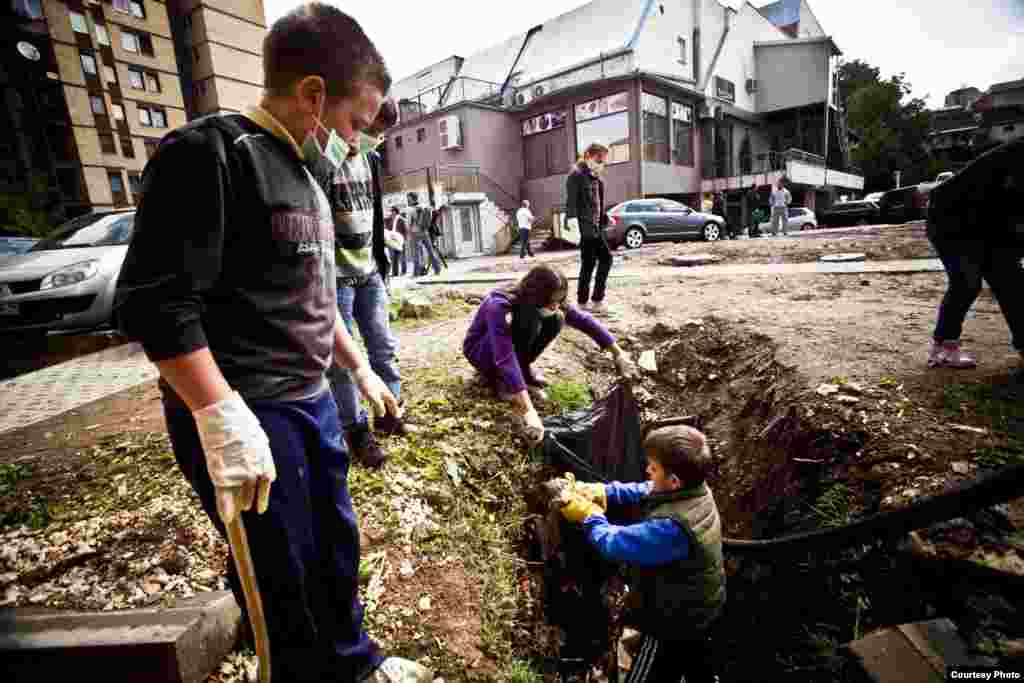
[160,381,382,682]
[412,235,441,275]
[327,272,401,429]
[929,232,1024,350]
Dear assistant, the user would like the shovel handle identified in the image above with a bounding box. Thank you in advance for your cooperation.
[226,517,271,683]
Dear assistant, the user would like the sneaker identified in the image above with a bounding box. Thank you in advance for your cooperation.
[365,657,433,683]
[524,367,549,388]
[927,340,977,369]
[588,301,608,315]
[346,423,387,468]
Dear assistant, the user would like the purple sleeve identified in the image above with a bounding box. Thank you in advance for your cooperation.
[483,300,527,394]
[564,305,615,348]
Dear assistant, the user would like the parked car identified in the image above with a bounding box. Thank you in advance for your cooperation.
[0,210,135,336]
[818,200,881,228]
[756,207,818,233]
[863,191,885,203]
[606,198,727,248]
[0,236,40,259]
[878,185,930,224]
[935,171,955,183]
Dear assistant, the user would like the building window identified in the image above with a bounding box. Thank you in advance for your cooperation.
[642,92,670,164]
[575,92,631,164]
[69,11,89,34]
[112,0,132,14]
[103,65,118,87]
[95,24,111,47]
[122,30,153,56]
[129,0,145,19]
[108,170,126,203]
[13,0,43,20]
[677,36,687,64]
[715,76,736,102]
[144,139,158,158]
[127,68,144,90]
[99,132,117,154]
[121,137,134,158]
[128,172,142,195]
[522,111,570,180]
[138,105,167,128]
[395,135,402,149]
[80,52,98,76]
[671,101,694,166]
[144,72,161,92]
[111,103,125,121]
[90,95,106,116]
[416,128,426,143]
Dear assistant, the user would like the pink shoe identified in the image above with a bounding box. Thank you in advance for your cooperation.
[928,340,977,369]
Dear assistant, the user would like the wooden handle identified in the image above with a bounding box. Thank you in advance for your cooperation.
[226,517,271,683]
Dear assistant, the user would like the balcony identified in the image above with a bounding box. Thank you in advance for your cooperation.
[702,149,863,192]
[398,77,503,125]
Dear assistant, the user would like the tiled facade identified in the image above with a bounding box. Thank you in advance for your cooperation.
[2,0,265,224]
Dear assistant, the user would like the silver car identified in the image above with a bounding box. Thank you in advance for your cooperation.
[758,207,818,233]
[0,210,135,336]
[607,198,728,248]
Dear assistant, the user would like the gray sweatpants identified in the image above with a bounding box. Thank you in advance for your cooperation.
[770,206,788,236]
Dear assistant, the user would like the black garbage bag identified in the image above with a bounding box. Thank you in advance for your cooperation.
[541,382,645,484]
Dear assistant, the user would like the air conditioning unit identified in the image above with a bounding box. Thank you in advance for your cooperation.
[746,78,758,94]
[714,106,725,122]
[533,84,546,99]
[439,115,462,150]
[514,91,532,106]
[699,103,716,120]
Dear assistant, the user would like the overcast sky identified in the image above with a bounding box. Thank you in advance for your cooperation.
[264,0,1024,108]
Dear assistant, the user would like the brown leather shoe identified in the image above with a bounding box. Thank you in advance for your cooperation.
[346,424,386,468]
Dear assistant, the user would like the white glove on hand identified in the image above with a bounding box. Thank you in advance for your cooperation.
[352,365,402,419]
[566,217,580,233]
[614,353,637,380]
[193,392,276,525]
[523,408,545,445]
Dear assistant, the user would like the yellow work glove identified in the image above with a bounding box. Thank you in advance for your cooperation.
[560,491,605,524]
[559,472,606,510]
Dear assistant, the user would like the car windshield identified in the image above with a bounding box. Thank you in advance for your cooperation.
[31,213,135,251]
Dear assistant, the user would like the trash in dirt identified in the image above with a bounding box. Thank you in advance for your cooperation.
[444,457,462,487]
[951,461,971,475]
[399,560,415,578]
[684,318,704,327]
[951,424,988,435]
[418,595,432,611]
[638,351,658,373]
[816,383,840,396]
[836,395,861,404]
[117,482,128,497]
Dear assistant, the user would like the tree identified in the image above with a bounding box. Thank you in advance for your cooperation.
[841,63,935,191]
[0,174,55,237]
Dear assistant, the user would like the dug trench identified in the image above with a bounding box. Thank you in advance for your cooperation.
[516,317,1024,682]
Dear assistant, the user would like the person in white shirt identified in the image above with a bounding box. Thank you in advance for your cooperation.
[516,199,536,259]
[386,206,407,276]
[769,178,792,237]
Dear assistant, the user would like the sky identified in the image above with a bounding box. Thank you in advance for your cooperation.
[264,0,1024,108]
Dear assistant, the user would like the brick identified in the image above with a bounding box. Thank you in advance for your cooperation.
[847,618,989,683]
[0,590,241,683]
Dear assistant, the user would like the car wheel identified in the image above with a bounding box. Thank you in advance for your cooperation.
[703,223,721,242]
[624,227,644,249]
[802,223,814,231]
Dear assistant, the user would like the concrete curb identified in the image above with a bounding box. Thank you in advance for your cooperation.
[0,590,241,683]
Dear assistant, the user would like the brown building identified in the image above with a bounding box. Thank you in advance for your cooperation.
[2,0,265,225]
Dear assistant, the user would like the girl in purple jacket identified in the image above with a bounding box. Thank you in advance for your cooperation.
[463,265,633,441]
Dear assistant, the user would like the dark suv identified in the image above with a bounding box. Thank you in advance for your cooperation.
[819,200,880,228]
[878,185,930,224]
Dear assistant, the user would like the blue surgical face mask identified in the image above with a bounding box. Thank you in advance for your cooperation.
[302,97,351,172]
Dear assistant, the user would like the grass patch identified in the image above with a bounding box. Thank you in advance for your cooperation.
[0,463,29,494]
[546,379,590,412]
[503,659,544,683]
[811,482,851,529]
[942,380,1024,469]
[0,496,51,530]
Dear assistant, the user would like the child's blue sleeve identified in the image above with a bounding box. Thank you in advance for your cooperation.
[583,515,689,567]
[604,480,652,506]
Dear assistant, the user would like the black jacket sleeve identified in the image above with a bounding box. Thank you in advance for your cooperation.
[114,129,229,362]
[369,152,390,282]
[565,170,581,220]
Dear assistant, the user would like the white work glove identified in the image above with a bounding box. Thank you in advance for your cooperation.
[566,217,580,233]
[193,392,277,525]
[523,407,545,444]
[613,352,637,380]
[352,365,402,419]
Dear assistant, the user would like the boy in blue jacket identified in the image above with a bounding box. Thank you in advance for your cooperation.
[560,425,725,683]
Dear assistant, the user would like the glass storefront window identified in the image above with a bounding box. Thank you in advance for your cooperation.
[671,101,694,166]
[642,92,669,164]
[575,92,631,164]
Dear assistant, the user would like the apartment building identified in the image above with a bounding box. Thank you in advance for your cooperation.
[2,0,265,225]
[383,0,864,258]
